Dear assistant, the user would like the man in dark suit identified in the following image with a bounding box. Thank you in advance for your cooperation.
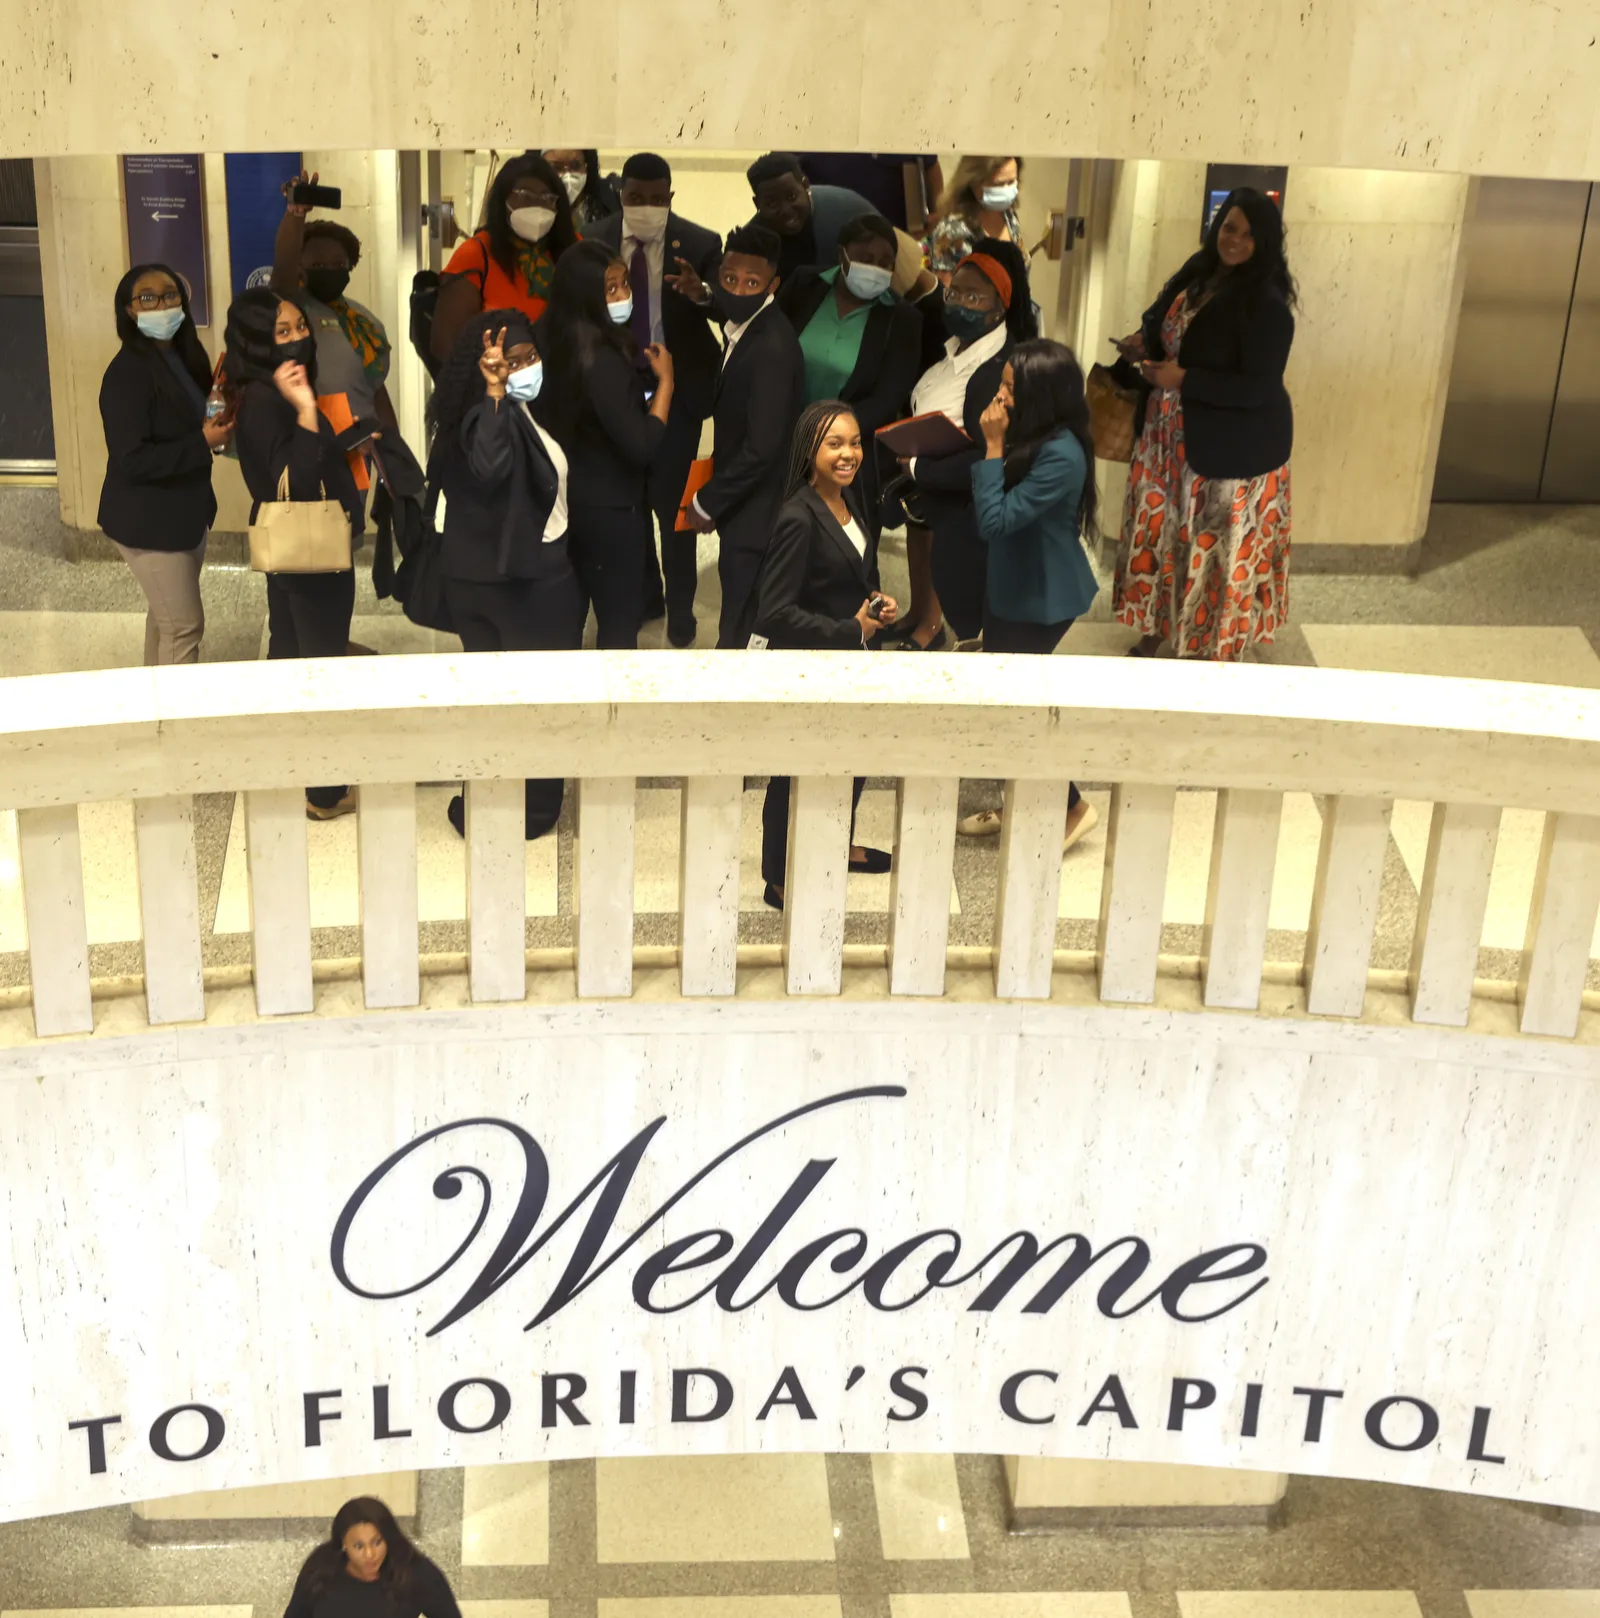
[582,151,722,646]
[681,223,806,648]
[745,152,873,282]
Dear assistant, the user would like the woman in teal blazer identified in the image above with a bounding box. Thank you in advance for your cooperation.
[962,338,1101,845]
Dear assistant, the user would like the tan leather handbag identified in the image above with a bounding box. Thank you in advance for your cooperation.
[1086,363,1140,464]
[248,468,352,573]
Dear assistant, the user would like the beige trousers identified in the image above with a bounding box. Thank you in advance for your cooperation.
[113,535,206,665]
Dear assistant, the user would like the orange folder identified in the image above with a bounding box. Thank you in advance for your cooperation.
[676,457,714,531]
[317,391,371,491]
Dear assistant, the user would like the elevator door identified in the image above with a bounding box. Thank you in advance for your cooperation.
[1435,177,1600,502]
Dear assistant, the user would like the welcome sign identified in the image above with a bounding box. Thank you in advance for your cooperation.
[0,999,1594,1521]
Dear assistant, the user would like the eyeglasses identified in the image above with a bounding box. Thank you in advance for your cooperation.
[945,286,997,311]
[508,188,555,209]
[131,290,182,310]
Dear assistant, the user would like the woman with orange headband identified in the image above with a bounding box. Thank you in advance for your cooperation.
[887,248,1016,647]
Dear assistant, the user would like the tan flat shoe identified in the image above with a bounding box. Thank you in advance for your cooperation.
[958,808,1004,837]
[1063,800,1099,852]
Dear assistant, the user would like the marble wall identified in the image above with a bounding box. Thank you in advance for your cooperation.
[6,0,1600,178]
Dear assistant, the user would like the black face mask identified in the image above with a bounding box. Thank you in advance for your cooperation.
[274,336,317,371]
[304,267,351,303]
[712,283,770,326]
[943,302,999,344]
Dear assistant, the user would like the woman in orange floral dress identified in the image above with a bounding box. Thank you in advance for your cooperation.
[1113,188,1295,661]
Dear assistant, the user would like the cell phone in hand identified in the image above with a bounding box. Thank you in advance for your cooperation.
[868,594,886,620]
[292,182,342,210]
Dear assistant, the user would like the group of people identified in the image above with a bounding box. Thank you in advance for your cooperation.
[95,147,1297,886]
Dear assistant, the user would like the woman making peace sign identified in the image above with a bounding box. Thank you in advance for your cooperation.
[430,310,583,840]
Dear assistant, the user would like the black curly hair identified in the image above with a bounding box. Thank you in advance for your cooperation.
[426,306,538,448]
[303,218,362,268]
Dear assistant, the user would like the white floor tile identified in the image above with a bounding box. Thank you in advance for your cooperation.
[1179,1597,1422,1618]
[0,610,149,676]
[4,1609,252,1618]
[1301,624,1600,687]
[0,801,148,949]
[596,1455,836,1563]
[461,1462,549,1566]
[870,1454,970,1560]
[1390,801,1600,955]
[212,783,558,933]
[461,1603,548,1618]
[1053,789,1323,928]
[1468,1597,1600,1618]
[631,786,958,915]
[892,1598,1131,1618]
[601,1602,840,1618]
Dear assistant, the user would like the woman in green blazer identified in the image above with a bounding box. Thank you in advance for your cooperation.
[961,337,1101,846]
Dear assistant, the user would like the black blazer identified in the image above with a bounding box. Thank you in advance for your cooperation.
[234,381,365,541]
[437,398,570,584]
[906,336,1014,527]
[96,345,217,552]
[699,304,806,555]
[542,341,665,508]
[582,211,724,420]
[752,484,879,650]
[1141,252,1295,479]
[777,270,923,436]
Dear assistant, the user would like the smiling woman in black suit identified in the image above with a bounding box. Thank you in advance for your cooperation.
[751,401,900,910]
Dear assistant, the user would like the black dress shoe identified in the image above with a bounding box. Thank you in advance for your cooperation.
[447,793,466,839]
[668,611,697,648]
[895,624,947,652]
[763,882,784,910]
[525,816,559,840]
[848,847,892,874]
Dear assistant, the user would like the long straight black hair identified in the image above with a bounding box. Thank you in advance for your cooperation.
[1193,187,1297,307]
[1001,339,1098,539]
[483,152,578,279]
[112,262,213,396]
[221,285,317,397]
[292,1496,419,1605]
[539,239,632,440]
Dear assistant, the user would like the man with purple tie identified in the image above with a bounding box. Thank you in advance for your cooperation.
[581,153,723,646]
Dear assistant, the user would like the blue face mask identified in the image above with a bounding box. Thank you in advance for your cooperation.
[981,181,1019,210]
[841,259,893,301]
[506,363,543,401]
[136,307,186,341]
[607,296,634,325]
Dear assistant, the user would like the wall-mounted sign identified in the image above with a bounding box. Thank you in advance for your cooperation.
[121,154,210,327]
[1202,163,1289,240]
[223,151,300,297]
[0,1000,1592,1523]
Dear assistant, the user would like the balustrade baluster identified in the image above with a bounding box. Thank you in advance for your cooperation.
[783,775,853,995]
[1304,795,1392,1018]
[357,783,420,1010]
[678,776,741,997]
[1409,801,1501,1027]
[1518,811,1600,1038]
[465,778,526,1003]
[1096,782,1177,1005]
[1202,789,1284,1010]
[244,788,314,1016]
[17,803,93,1036]
[993,778,1070,999]
[888,776,958,996]
[576,776,636,998]
[133,794,205,1025]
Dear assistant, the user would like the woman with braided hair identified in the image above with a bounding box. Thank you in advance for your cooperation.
[750,400,900,909]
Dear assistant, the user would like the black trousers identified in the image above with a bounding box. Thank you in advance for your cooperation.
[761,775,867,888]
[446,571,582,833]
[266,570,356,809]
[931,514,986,640]
[982,607,1082,810]
[717,545,766,649]
[568,502,649,650]
[642,402,704,619]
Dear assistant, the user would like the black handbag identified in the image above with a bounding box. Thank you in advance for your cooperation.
[393,478,455,635]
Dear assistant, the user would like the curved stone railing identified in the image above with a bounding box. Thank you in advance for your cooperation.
[3,650,1597,1042]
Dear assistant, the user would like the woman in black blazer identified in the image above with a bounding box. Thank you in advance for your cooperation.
[778,213,922,532]
[1113,187,1296,662]
[891,249,1017,646]
[224,286,365,820]
[429,310,582,840]
[97,263,231,665]
[751,402,899,909]
[538,240,674,648]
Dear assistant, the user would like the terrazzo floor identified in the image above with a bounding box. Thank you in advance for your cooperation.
[4,489,1600,991]
[0,1456,1595,1618]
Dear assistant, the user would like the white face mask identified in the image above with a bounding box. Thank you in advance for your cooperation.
[841,259,893,301]
[622,204,669,242]
[607,296,634,325]
[509,205,556,243]
[136,307,186,341]
[981,181,1019,210]
[559,171,586,204]
[506,362,543,401]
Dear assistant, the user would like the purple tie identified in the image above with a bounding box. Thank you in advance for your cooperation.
[629,242,654,363]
